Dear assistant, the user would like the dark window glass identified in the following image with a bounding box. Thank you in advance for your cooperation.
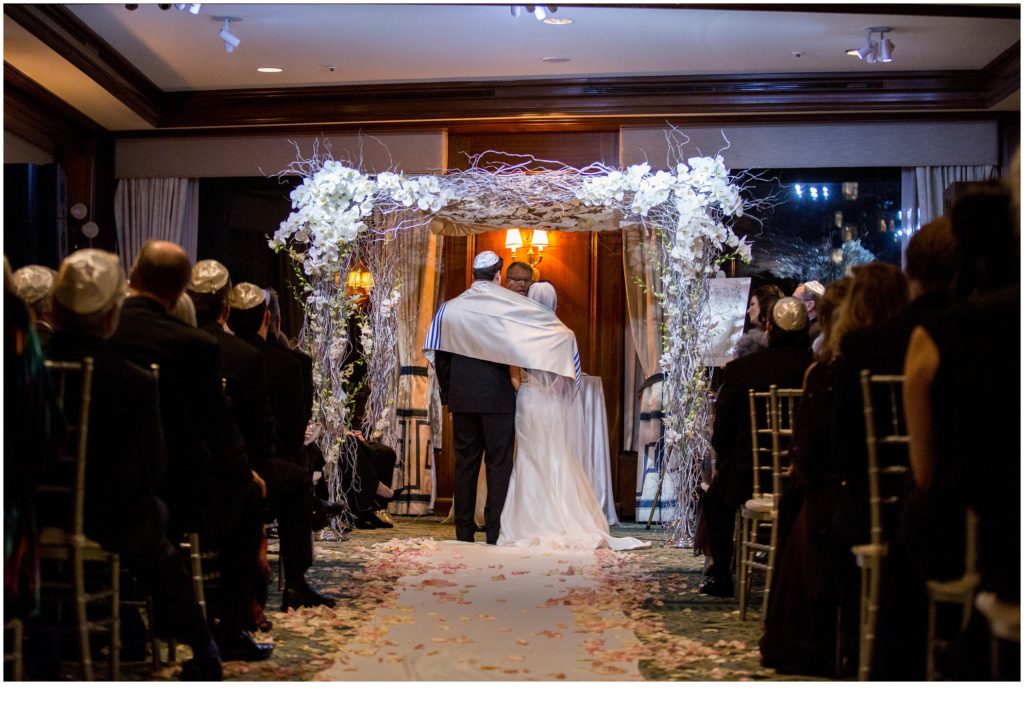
[733,167,902,293]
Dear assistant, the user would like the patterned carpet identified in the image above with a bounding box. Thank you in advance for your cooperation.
[133,516,825,682]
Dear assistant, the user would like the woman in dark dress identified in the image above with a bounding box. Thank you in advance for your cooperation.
[760,264,910,677]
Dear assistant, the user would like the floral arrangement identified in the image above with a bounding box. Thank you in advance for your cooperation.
[272,138,749,543]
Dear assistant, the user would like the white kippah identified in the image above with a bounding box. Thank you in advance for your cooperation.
[53,250,124,315]
[472,250,500,270]
[803,280,825,297]
[190,259,231,294]
[13,265,57,305]
[772,297,809,332]
[228,282,267,310]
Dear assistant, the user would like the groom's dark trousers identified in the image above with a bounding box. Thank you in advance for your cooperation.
[435,351,516,544]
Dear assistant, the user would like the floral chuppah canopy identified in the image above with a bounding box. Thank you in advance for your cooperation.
[270,137,750,545]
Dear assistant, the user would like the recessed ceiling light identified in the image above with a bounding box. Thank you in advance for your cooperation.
[257,67,283,73]
[543,17,573,25]
[541,57,571,63]
[845,48,860,57]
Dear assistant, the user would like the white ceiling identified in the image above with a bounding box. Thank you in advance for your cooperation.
[3,3,1019,132]
[57,3,1022,91]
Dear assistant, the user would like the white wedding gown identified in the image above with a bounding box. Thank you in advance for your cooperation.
[497,368,648,551]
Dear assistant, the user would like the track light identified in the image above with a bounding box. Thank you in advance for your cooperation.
[878,34,894,62]
[219,18,240,53]
[849,27,894,65]
[511,6,558,22]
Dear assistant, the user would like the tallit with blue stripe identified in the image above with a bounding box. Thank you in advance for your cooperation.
[424,281,581,387]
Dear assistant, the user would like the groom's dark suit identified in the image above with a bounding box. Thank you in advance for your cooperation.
[435,350,516,544]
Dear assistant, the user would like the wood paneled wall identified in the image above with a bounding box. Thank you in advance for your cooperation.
[434,130,631,517]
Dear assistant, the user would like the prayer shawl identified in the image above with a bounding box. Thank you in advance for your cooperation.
[424,281,581,386]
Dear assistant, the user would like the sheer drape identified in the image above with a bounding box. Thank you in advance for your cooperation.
[900,165,996,264]
[114,178,199,267]
[622,224,675,522]
[390,214,443,515]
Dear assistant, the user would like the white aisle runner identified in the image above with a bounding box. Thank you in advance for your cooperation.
[316,539,645,681]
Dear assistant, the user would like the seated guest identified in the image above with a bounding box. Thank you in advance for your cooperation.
[110,241,272,662]
[46,250,222,680]
[794,279,825,341]
[736,283,783,357]
[265,287,313,429]
[188,264,335,611]
[229,283,307,464]
[759,278,852,676]
[904,181,1020,679]
[698,297,813,597]
[12,264,57,345]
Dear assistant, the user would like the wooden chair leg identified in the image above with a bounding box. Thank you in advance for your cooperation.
[73,552,94,682]
[761,517,778,617]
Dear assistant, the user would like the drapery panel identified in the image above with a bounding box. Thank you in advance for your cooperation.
[114,178,199,267]
[900,165,996,265]
[622,224,675,522]
[390,214,443,515]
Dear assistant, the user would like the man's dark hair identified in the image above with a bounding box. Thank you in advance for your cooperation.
[129,241,192,306]
[188,285,230,327]
[228,301,267,336]
[472,256,503,282]
[905,216,956,294]
[266,287,281,325]
[506,261,534,279]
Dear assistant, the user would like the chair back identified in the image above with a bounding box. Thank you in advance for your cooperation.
[769,386,802,502]
[859,370,911,549]
[748,389,774,499]
[38,359,95,538]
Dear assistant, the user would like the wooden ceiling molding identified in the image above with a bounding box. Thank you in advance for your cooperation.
[3,3,163,126]
[4,61,105,152]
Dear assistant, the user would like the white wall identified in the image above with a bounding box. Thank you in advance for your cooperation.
[115,130,447,178]
[620,120,1000,169]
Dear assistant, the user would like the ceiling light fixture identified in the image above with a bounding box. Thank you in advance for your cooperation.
[543,17,573,25]
[257,67,283,73]
[175,3,201,13]
[848,27,894,64]
[510,6,559,22]
[215,17,241,53]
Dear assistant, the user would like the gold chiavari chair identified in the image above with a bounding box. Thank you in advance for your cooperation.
[37,358,121,681]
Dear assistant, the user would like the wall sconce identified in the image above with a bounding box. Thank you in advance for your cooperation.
[505,228,548,267]
[346,267,374,296]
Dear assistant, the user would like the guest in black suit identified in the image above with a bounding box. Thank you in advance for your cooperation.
[266,287,314,432]
[434,252,517,545]
[225,281,335,610]
[110,241,272,662]
[47,249,222,680]
[698,297,813,596]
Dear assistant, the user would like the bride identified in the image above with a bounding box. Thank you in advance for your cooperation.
[498,282,648,551]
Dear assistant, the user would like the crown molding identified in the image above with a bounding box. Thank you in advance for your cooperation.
[3,3,163,126]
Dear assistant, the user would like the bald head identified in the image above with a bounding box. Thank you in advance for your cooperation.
[129,241,192,309]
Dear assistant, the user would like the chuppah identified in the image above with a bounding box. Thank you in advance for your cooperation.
[268,133,750,548]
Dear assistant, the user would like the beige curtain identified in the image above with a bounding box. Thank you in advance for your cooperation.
[389,215,443,516]
[114,178,199,268]
[900,165,996,265]
[622,223,672,522]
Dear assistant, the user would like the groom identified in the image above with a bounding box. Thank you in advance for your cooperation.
[424,251,579,544]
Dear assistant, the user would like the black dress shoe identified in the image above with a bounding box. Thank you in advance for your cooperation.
[180,655,223,681]
[353,513,378,529]
[281,585,337,611]
[218,631,274,662]
[698,575,734,597]
[382,486,407,503]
